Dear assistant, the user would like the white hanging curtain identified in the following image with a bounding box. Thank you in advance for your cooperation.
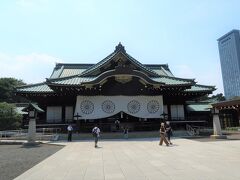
[74,95,163,120]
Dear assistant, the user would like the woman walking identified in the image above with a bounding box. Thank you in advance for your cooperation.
[159,123,169,146]
[165,121,173,145]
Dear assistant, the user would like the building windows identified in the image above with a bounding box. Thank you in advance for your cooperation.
[221,37,231,44]
[65,106,73,123]
[46,106,62,123]
[218,30,240,99]
[170,105,184,120]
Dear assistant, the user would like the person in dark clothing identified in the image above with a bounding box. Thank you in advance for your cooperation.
[159,123,169,146]
[165,121,173,145]
[123,126,128,139]
[115,120,120,131]
[67,124,73,142]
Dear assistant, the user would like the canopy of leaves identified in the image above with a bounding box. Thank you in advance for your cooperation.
[0,77,27,103]
[196,93,225,102]
[210,93,226,101]
[0,102,22,130]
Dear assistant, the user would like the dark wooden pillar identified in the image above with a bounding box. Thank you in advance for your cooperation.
[167,104,171,121]
[62,106,65,124]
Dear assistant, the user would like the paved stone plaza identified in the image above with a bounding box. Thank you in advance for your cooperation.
[15,138,240,180]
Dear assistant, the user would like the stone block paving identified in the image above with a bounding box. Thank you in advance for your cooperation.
[14,138,240,180]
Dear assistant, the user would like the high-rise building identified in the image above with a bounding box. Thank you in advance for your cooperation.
[218,29,240,99]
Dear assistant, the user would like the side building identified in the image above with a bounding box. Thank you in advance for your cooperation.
[16,43,215,131]
[218,29,240,99]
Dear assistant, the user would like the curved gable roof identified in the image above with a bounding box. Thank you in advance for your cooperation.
[80,43,159,77]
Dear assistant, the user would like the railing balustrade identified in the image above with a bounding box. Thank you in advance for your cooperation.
[0,128,60,141]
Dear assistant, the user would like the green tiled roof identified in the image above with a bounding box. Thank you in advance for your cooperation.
[184,84,215,92]
[81,52,117,76]
[22,103,44,113]
[48,76,96,85]
[50,63,173,79]
[47,74,193,86]
[80,47,159,77]
[17,83,54,93]
[50,63,93,79]
[151,69,169,76]
[124,53,159,76]
[50,65,64,79]
[151,76,193,85]
[16,44,215,95]
[49,46,173,79]
[60,68,86,78]
[161,67,174,77]
[187,104,211,112]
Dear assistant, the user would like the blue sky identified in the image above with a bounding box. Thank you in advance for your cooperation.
[0,0,240,95]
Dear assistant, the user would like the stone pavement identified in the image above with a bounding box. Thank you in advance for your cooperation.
[14,138,240,180]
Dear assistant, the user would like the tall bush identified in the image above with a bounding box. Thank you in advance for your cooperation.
[0,102,22,130]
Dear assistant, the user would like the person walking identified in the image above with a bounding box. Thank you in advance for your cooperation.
[159,122,169,146]
[67,124,73,142]
[115,120,120,131]
[92,125,100,148]
[165,121,173,145]
[123,126,129,139]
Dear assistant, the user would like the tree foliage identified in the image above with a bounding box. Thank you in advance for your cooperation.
[0,102,22,130]
[0,77,27,103]
[196,93,226,102]
[210,93,226,101]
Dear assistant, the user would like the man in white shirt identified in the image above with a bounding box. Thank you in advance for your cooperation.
[92,125,100,148]
[67,124,73,142]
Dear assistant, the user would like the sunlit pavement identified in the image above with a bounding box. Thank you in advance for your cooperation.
[14,138,240,180]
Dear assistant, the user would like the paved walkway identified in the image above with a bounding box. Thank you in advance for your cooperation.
[15,138,240,180]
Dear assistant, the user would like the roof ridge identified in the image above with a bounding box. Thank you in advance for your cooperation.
[81,52,117,76]
[193,84,216,88]
[16,82,47,89]
[160,66,173,76]
[152,75,195,82]
[124,53,159,76]
[144,63,168,66]
[81,44,161,77]
[47,74,83,82]
[56,63,94,66]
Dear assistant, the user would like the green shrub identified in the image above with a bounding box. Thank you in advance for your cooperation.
[225,127,240,131]
[0,102,22,130]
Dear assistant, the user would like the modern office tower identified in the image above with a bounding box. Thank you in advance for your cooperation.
[218,29,240,99]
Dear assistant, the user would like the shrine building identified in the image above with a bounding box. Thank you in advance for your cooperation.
[16,43,215,131]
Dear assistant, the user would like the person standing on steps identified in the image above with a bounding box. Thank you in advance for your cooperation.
[92,125,100,148]
[159,122,169,146]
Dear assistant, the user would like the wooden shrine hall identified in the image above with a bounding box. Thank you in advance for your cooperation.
[16,43,215,131]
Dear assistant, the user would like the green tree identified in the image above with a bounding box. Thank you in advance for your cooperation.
[0,102,22,130]
[0,77,27,103]
[195,93,226,102]
[211,93,226,101]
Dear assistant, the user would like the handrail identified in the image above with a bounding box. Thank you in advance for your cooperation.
[0,129,27,138]
[0,128,59,141]
[186,124,199,136]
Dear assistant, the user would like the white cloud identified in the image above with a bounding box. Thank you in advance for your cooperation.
[172,64,196,78]
[0,52,62,84]
[195,67,224,95]
[172,64,224,95]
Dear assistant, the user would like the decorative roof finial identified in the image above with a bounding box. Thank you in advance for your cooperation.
[114,42,126,53]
